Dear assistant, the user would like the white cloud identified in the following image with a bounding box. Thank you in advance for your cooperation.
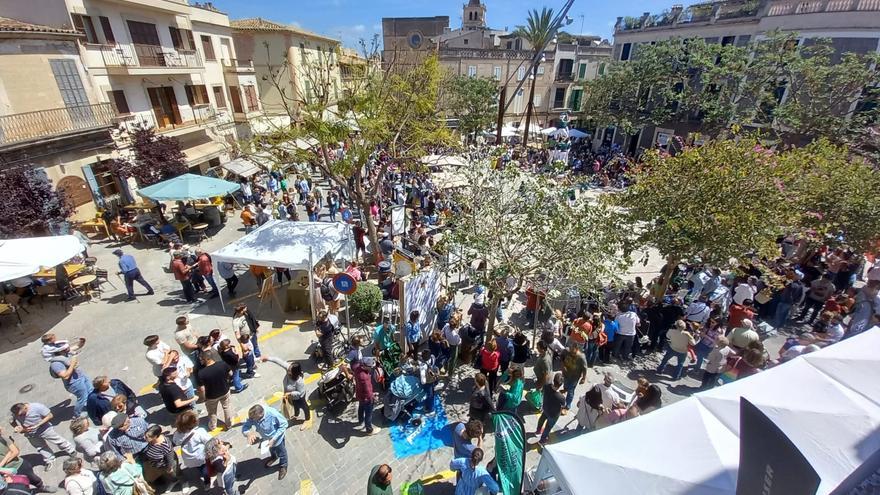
[372,23,382,31]
[353,24,366,32]
[290,20,302,28]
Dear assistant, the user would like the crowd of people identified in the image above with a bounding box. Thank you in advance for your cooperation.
[0,301,309,495]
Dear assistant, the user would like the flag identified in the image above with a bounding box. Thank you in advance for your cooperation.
[492,411,526,495]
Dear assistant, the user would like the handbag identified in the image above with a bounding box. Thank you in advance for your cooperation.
[128,470,156,495]
[525,389,543,410]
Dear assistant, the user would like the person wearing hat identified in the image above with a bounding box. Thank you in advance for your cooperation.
[43,338,93,419]
[106,413,149,464]
[113,249,154,301]
[171,251,196,303]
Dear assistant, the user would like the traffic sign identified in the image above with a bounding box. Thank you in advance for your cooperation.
[332,272,358,295]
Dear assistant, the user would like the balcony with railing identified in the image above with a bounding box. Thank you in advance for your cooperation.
[94,43,202,71]
[556,71,575,82]
[114,105,217,137]
[767,0,880,15]
[221,59,255,73]
[0,103,115,148]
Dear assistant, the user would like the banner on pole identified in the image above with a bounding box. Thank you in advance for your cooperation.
[492,411,526,495]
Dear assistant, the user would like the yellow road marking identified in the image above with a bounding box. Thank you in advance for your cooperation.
[258,319,309,342]
[299,479,314,495]
[138,383,156,395]
[420,469,456,485]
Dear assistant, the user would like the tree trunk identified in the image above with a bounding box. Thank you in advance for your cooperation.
[657,256,680,299]
[486,292,502,337]
[523,65,538,151]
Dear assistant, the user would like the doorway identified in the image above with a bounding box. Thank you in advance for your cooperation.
[147,87,182,129]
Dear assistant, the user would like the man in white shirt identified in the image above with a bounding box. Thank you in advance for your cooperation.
[613,303,640,362]
[733,276,758,306]
[143,335,172,381]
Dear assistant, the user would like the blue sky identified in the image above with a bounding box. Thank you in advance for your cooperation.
[210,0,675,49]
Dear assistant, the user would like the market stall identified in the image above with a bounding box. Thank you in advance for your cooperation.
[210,220,356,318]
[533,327,880,495]
[0,235,86,282]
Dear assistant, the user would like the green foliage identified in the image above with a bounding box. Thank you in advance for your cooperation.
[582,32,880,145]
[449,161,631,299]
[0,167,72,238]
[348,282,383,324]
[110,125,187,187]
[780,139,880,252]
[445,75,498,141]
[616,137,797,267]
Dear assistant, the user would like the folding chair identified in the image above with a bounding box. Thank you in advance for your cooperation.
[94,268,118,292]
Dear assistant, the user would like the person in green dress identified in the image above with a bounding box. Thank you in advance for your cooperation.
[498,368,525,412]
[368,464,393,495]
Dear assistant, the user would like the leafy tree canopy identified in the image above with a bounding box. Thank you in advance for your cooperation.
[444,75,498,141]
[111,126,187,187]
[0,167,72,238]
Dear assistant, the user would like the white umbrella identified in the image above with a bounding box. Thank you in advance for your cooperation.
[540,127,558,135]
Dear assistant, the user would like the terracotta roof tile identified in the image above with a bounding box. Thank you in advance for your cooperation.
[0,16,80,36]
[230,17,338,43]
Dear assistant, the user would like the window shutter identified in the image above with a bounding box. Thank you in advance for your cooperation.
[71,14,85,34]
[169,27,182,49]
[99,16,115,44]
[184,85,194,105]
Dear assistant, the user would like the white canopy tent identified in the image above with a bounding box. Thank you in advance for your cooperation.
[420,154,468,168]
[540,127,558,135]
[0,235,86,282]
[211,220,353,271]
[210,220,355,318]
[220,157,261,178]
[536,328,880,495]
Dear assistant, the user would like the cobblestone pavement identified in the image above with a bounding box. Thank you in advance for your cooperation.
[0,179,789,495]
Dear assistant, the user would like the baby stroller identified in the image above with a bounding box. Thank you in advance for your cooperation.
[383,374,426,422]
[317,366,354,413]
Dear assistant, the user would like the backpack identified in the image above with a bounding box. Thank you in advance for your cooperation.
[597,329,608,347]
[320,278,337,302]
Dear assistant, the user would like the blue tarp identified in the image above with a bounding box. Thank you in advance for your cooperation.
[137,173,240,201]
[389,395,451,459]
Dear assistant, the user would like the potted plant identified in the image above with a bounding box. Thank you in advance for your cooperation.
[348,282,383,325]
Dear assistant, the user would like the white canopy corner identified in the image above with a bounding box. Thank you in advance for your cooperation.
[0,235,86,282]
[537,327,880,495]
[540,127,558,135]
[210,220,354,271]
[540,398,739,495]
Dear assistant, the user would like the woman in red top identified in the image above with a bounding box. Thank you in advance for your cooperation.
[479,340,501,394]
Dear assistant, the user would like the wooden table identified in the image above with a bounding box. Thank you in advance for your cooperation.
[191,223,209,244]
[123,203,155,211]
[80,220,110,238]
[33,264,87,279]
[71,274,97,300]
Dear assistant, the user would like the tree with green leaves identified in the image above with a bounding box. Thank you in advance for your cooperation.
[240,39,451,263]
[780,139,880,253]
[448,161,631,333]
[581,32,880,147]
[445,75,498,143]
[110,125,187,188]
[0,167,72,238]
[514,8,554,147]
[614,137,798,293]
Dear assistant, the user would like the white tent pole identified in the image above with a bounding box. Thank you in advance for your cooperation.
[345,224,352,331]
[218,276,226,313]
[308,246,316,322]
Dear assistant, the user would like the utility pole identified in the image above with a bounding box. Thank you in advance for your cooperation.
[495,85,506,145]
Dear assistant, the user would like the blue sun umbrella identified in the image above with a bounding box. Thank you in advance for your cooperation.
[137,173,241,201]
